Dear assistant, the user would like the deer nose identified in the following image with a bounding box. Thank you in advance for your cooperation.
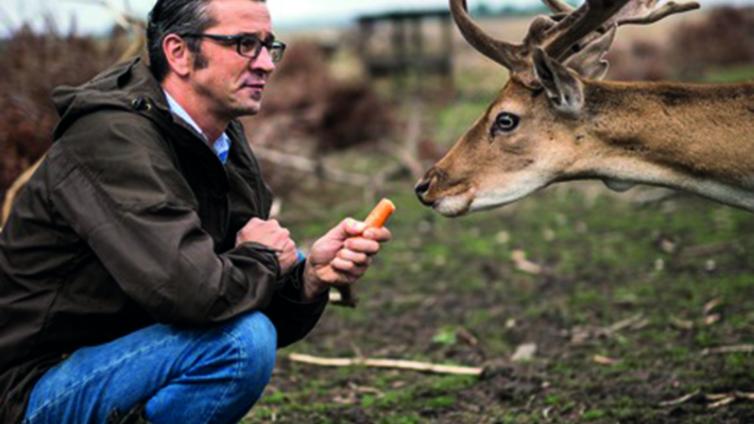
[415,179,430,195]
[414,177,433,205]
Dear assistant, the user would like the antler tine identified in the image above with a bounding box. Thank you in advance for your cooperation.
[618,1,700,25]
[449,0,527,71]
[542,0,574,14]
[544,0,631,60]
[556,0,699,67]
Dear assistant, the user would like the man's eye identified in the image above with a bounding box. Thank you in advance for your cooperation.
[493,112,520,134]
[239,38,260,53]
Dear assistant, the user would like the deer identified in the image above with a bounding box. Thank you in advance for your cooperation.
[414,0,754,217]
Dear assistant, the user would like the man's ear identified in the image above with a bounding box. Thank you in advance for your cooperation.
[162,34,192,77]
[532,47,584,117]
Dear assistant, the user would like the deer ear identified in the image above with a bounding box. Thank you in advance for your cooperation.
[532,47,584,117]
[565,25,616,80]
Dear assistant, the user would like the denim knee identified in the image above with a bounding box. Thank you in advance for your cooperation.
[219,311,277,393]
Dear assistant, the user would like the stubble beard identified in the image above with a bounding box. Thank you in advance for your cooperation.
[192,58,264,119]
[228,93,262,118]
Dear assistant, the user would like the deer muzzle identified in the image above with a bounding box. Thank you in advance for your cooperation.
[415,166,476,216]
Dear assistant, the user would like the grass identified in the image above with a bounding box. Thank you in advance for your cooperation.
[239,177,754,423]
[702,65,754,83]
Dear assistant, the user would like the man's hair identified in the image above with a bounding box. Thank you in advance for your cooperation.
[147,0,215,81]
[147,0,267,81]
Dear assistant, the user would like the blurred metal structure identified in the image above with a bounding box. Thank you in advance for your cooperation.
[356,9,454,79]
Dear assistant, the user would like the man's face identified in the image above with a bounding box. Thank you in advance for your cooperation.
[190,0,275,119]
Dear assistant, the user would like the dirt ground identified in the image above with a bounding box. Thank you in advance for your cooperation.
[242,180,754,423]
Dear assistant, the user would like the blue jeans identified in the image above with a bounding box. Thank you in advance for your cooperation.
[23,311,277,424]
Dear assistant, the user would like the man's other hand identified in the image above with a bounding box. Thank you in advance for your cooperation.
[236,218,298,274]
[303,218,391,301]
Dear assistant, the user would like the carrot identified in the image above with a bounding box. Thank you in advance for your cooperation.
[363,198,396,228]
[333,198,394,308]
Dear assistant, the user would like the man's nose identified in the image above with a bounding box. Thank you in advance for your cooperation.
[251,47,275,73]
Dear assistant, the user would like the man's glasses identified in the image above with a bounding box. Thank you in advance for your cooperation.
[181,33,286,63]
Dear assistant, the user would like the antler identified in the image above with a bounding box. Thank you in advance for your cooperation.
[617,1,700,25]
[449,0,630,78]
[542,0,630,60]
[450,0,700,83]
[542,0,574,14]
[561,0,700,78]
[449,0,528,73]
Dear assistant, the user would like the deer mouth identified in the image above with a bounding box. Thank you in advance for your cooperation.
[467,175,549,212]
[415,168,478,216]
[432,187,476,217]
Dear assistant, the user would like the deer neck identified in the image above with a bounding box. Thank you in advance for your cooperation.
[568,79,754,210]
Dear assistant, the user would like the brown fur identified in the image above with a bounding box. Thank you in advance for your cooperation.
[584,80,754,186]
[418,77,754,213]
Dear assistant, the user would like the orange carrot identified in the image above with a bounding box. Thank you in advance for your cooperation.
[363,198,396,228]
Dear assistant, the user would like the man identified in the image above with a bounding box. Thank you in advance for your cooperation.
[0,0,391,422]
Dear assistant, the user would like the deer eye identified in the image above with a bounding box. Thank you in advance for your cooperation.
[493,112,520,134]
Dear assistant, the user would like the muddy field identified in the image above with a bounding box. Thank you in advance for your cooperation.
[240,175,753,423]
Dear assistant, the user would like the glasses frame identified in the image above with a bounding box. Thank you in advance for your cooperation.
[181,33,286,63]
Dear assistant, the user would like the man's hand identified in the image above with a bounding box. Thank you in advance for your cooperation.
[303,218,391,301]
[236,218,298,274]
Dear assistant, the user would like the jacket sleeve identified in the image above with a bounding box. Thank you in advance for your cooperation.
[47,111,313,326]
[264,260,329,348]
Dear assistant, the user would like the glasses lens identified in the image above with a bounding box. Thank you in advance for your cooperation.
[269,44,284,63]
[238,36,262,58]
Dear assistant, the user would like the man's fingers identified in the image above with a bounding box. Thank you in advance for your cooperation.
[237,217,296,251]
[325,218,366,241]
[337,248,369,265]
[329,259,368,281]
[331,257,368,273]
[331,257,356,272]
[363,226,391,242]
[282,238,296,252]
[344,237,380,255]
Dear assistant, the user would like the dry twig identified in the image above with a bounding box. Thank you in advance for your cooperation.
[570,313,646,344]
[659,390,701,407]
[592,354,620,365]
[701,344,754,355]
[706,392,754,409]
[702,298,722,315]
[288,353,483,376]
[660,390,754,408]
[607,313,646,333]
[1,156,44,228]
[707,396,736,409]
[669,315,694,330]
[511,250,543,274]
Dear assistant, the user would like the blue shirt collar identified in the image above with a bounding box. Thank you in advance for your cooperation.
[163,90,231,165]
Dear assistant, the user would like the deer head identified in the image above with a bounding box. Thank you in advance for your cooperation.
[415,0,699,216]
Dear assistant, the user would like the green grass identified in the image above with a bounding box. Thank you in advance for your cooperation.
[241,182,754,423]
[702,65,754,83]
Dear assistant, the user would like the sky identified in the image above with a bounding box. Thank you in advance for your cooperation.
[1,0,752,36]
